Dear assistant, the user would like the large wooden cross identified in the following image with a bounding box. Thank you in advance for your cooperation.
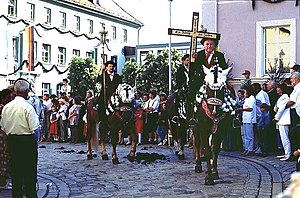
[168,12,221,63]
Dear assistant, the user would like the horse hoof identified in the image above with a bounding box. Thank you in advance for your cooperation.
[205,177,214,185]
[102,154,109,160]
[127,154,135,162]
[211,172,219,180]
[195,165,203,173]
[87,154,93,160]
[112,158,120,164]
[178,154,185,160]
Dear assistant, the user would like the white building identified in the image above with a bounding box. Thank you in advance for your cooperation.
[0,0,142,95]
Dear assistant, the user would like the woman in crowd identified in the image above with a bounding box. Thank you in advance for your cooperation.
[0,89,13,189]
[239,85,256,156]
[68,96,82,143]
[273,83,291,161]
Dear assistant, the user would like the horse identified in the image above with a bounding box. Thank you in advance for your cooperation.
[86,83,137,164]
[193,65,235,185]
[166,90,189,160]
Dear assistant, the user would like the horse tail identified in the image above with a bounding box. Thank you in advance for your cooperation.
[91,122,99,152]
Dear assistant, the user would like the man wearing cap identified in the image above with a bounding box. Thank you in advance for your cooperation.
[189,38,228,104]
[96,60,122,125]
[290,64,300,74]
[241,70,252,89]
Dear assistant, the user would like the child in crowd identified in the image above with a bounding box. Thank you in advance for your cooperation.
[135,104,144,145]
[49,106,59,142]
[256,103,270,156]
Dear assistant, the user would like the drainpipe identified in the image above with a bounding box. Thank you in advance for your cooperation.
[215,0,218,32]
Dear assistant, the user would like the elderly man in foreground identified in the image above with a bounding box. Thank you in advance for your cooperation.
[0,78,40,198]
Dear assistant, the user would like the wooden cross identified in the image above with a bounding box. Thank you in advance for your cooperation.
[168,12,221,63]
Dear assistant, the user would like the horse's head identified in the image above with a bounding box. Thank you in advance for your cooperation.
[203,65,231,90]
[116,83,135,104]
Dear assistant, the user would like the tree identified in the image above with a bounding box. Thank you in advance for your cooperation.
[67,57,98,98]
[121,49,182,94]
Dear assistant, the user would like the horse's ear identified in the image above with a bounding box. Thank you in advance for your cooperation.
[202,65,210,75]
[223,67,232,76]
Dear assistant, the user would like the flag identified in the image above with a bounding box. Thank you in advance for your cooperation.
[25,26,34,71]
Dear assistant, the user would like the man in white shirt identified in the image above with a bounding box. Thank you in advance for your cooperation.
[145,88,160,143]
[0,78,39,197]
[286,72,300,154]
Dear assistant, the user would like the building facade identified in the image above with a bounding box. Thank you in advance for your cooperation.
[0,0,142,95]
[202,0,299,87]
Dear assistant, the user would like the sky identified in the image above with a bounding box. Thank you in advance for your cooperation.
[114,0,203,45]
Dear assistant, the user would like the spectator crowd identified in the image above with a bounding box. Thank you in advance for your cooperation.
[0,63,300,195]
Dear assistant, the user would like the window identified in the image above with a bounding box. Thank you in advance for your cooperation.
[256,19,296,77]
[112,26,116,40]
[73,49,80,57]
[88,19,93,34]
[42,44,51,63]
[75,16,80,31]
[28,3,35,21]
[58,47,66,65]
[45,8,51,24]
[60,11,66,28]
[12,37,18,61]
[264,26,290,73]
[42,83,50,95]
[123,29,127,43]
[8,0,17,16]
[86,51,93,58]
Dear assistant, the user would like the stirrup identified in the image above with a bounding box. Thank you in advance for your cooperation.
[189,118,198,127]
[171,116,179,124]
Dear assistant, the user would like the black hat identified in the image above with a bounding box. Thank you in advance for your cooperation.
[291,64,300,71]
[105,60,116,67]
[200,38,219,46]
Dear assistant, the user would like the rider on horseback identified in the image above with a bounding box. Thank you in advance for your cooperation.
[189,38,229,121]
[96,60,122,127]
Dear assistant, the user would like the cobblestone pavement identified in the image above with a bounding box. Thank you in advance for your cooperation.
[0,142,296,198]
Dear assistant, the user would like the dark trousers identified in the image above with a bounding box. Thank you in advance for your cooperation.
[290,109,300,152]
[8,134,37,198]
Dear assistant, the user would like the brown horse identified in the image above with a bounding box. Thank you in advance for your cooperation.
[166,91,189,159]
[86,83,137,164]
[193,65,234,185]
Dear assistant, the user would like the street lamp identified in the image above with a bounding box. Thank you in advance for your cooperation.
[99,24,108,64]
[168,0,173,95]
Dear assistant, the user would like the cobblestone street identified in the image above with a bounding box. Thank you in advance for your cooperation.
[0,142,296,197]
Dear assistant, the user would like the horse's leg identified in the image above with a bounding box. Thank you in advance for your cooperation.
[127,123,137,162]
[177,119,186,160]
[210,134,222,180]
[111,129,119,164]
[193,127,202,173]
[204,133,214,185]
[99,125,109,160]
[86,138,93,160]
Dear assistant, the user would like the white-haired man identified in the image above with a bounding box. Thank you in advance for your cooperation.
[0,78,39,197]
[286,72,300,159]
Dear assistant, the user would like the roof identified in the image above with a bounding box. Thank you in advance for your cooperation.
[65,0,143,27]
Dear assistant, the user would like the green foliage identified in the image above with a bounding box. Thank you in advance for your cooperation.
[121,49,182,94]
[67,57,98,98]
